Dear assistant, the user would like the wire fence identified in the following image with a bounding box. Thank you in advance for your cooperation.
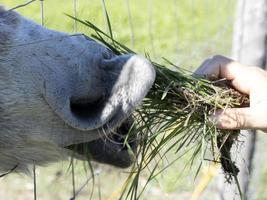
[0,0,241,199]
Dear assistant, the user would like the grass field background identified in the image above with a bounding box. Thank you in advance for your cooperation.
[3,0,267,200]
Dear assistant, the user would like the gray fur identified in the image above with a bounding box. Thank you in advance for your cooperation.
[0,6,155,172]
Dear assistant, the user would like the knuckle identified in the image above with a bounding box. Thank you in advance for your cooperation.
[212,55,224,60]
[211,55,228,62]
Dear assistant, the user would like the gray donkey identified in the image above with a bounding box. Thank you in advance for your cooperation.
[0,5,155,173]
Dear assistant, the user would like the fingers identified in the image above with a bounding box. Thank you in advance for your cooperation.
[195,55,247,79]
[197,55,267,131]
[209,108,266,130]
[195,55,252,94]
[195,55,233,77]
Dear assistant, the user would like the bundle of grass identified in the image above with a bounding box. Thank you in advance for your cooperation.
[68,16,249,199]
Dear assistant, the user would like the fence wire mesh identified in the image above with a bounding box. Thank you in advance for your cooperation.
[2,0,264,200]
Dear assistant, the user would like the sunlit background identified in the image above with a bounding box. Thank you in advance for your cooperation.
[1,1,267,200]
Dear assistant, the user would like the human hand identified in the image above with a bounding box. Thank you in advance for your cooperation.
[195,55,267,131]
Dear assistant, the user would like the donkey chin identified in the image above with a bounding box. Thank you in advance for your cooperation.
[0,5,155,173]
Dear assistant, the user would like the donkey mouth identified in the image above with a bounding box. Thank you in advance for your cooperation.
[66,117,137,168]
[61,55,154,168]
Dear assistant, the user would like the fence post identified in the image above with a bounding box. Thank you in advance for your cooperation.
[217,0,267,199]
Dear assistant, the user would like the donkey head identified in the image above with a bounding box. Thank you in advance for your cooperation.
[0,6,155,172]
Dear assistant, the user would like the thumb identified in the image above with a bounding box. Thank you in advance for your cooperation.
[209,108,254,130]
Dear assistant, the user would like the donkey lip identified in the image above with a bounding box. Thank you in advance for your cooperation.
[111,117,136,150]
[66,116,137,168]
[115,117,134,137]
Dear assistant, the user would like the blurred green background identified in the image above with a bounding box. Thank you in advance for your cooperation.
[2,0,235,66]
[3,0,265,200]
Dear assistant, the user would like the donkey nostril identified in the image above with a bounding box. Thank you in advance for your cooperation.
[70,96,104,119]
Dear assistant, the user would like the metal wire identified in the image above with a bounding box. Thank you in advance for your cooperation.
[40,0,44,26]
[8,0,37,11]
[70,169,102,200]
[71,159,76,200]
[147,0,155,56]
[33,163,37,200]
[172,0,179,49]
[73,0,77,32]
[0,165,18,178]
[125,0,135,48]
[71,1,77,197]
